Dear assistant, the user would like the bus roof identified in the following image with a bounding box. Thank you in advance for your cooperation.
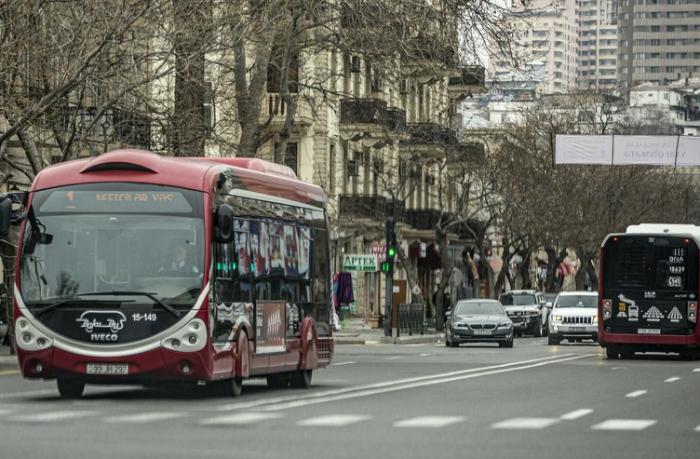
[30,149,325,207]
[625,223,700,239]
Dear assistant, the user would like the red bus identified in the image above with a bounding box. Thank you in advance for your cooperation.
[0,149,334,398]
[599,224,699,359]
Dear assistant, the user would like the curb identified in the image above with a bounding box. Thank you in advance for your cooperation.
[334,338,367,345]
[380,335,441,345]
[0,357,19,372]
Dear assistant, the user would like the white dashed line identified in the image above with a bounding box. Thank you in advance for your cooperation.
[560,409,594,421]
[692,368,700,373]
[664,377,681,383]
[384,356,404,360]
[200,412,283,426]
[625,390,647,398]
[104,412,187,423]
[394,416,464,428]
[331,361,356,366]
[419,353,430,357]
[695,425,700,432]
[591,419,657,431]
[297,414,371,427]
[492,418,560,429]
[13,411,95,423]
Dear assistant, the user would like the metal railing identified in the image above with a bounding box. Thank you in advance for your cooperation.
[397,302,425,337]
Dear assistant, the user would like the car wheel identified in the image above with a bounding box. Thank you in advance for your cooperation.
[499,338,514,348]
[547,335,560,345]
[533,318,543,338]
[605,347,619,359]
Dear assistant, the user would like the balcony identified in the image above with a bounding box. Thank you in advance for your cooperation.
[340,99,407,133]
[409,36,457,67]
[338,194,387,221]
[405,209,445,231]
[448,66,485,87]
[260,93,313,127]
[403,123,458,147]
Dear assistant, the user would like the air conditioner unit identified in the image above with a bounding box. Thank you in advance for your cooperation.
[347,159,359,176]
[351,56,361,73]
[399,79,409,94]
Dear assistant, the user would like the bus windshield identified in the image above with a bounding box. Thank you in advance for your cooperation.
[20,183,205,310]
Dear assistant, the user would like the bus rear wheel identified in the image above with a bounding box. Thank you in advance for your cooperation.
[290,370,313,389]
[57,378,85,399]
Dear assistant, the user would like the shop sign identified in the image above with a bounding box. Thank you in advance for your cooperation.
[368,242,386,256]
[343,254,378,272]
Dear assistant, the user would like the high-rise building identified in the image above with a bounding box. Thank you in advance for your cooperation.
[617,0,700,92]
[577,0,618,91]
[490,0,578,94]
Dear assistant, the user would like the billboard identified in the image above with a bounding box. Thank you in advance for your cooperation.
[555,135,700,166]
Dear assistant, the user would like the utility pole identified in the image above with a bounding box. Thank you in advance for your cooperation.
[382,217,396,337]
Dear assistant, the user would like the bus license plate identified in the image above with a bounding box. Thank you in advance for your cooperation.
[86,363,129,375]
[637,328,661,335]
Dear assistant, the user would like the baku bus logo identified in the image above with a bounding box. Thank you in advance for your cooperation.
[76,311,127,334]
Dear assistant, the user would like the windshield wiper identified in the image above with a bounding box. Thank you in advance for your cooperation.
[80,291,182,318]
[32,298,123,317]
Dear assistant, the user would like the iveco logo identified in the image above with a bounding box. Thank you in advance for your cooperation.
[76,311,126,334]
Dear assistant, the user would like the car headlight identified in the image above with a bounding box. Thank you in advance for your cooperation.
[552,315,563,322]
[452,322,467,329]
[497,322,512,328]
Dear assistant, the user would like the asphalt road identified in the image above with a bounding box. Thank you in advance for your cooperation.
[1,337,699,459]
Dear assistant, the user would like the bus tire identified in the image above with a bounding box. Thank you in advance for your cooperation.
[290,369,313,389]
[57,378,85,399]
[605,348,619,359]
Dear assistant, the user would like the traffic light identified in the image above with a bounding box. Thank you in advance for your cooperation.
[384,217,397,274]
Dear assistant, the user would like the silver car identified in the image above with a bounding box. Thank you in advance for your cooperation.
[445,300,514,348]
[547,291,599,345]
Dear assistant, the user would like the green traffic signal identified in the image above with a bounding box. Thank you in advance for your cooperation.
[380,261,393,273]
[387,246,397,258]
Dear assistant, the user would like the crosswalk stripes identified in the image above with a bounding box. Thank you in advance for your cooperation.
[393,416,464,428]
[492,417,560,429]
[104,412,187,424]
[297,414,371,427]
[591,420,657,431]
[199,412,283,426]
[560,409,594,421]
[12,410,95,423]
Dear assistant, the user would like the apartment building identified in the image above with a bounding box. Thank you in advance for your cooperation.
[491,0,578,94]
[577,0,618,91]
[617,0,700,92]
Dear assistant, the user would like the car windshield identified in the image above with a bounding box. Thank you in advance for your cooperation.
[20,183,205,310]
[498,293,537,306]
[455,301,504,315]
[555,295,597,308]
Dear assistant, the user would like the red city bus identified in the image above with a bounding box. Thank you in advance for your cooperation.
[0,149,334,398]
[599,224,700,359]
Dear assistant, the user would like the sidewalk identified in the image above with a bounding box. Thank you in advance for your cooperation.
[334,327,442,345]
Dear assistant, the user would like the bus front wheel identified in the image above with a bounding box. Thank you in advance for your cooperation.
[290,369,312,389]
[57,378,85,399]
[605,348,619,359]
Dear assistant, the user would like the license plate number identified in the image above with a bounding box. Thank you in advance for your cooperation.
[86,363,129,375]
[474,329,491,335]
[637,328,661,335]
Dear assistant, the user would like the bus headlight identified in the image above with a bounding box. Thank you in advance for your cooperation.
[162,319,207,352]
[15,318,53,351]
[689,301,697,323]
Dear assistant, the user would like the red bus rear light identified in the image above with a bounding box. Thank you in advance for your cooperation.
[689,301,697,323]
[602,299,612,320]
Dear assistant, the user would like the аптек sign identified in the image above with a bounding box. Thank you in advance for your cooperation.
[343,254,378,272]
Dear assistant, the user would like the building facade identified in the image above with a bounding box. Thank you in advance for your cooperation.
[577,0,618,91]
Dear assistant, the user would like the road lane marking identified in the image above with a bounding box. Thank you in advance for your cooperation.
[0,389,56,399]
[695,425,700,432]
[218,354,582,412]
[0,409,12,416]
[200,412,283,426]
[384,356,404,360]
[104,412,187,423]
[419,353,430,357]
[13,410,95,423]
[693,368,700,373]
[298,414,370,427]
[492,418,560,429]
[394,416,464,428]
[560,409,594,421]
[664,377,681,383]
[330,361,356,366]
[0,370,20,376]
[625,390,647,398]
[257,354,593,412]
[591,419,657,431]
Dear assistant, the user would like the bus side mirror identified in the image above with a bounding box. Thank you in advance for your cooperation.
[214,204,234,243]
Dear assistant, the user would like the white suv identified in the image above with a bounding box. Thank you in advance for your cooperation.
[548,291,598,345]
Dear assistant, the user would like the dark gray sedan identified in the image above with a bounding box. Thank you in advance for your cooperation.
[445,300,514,348]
